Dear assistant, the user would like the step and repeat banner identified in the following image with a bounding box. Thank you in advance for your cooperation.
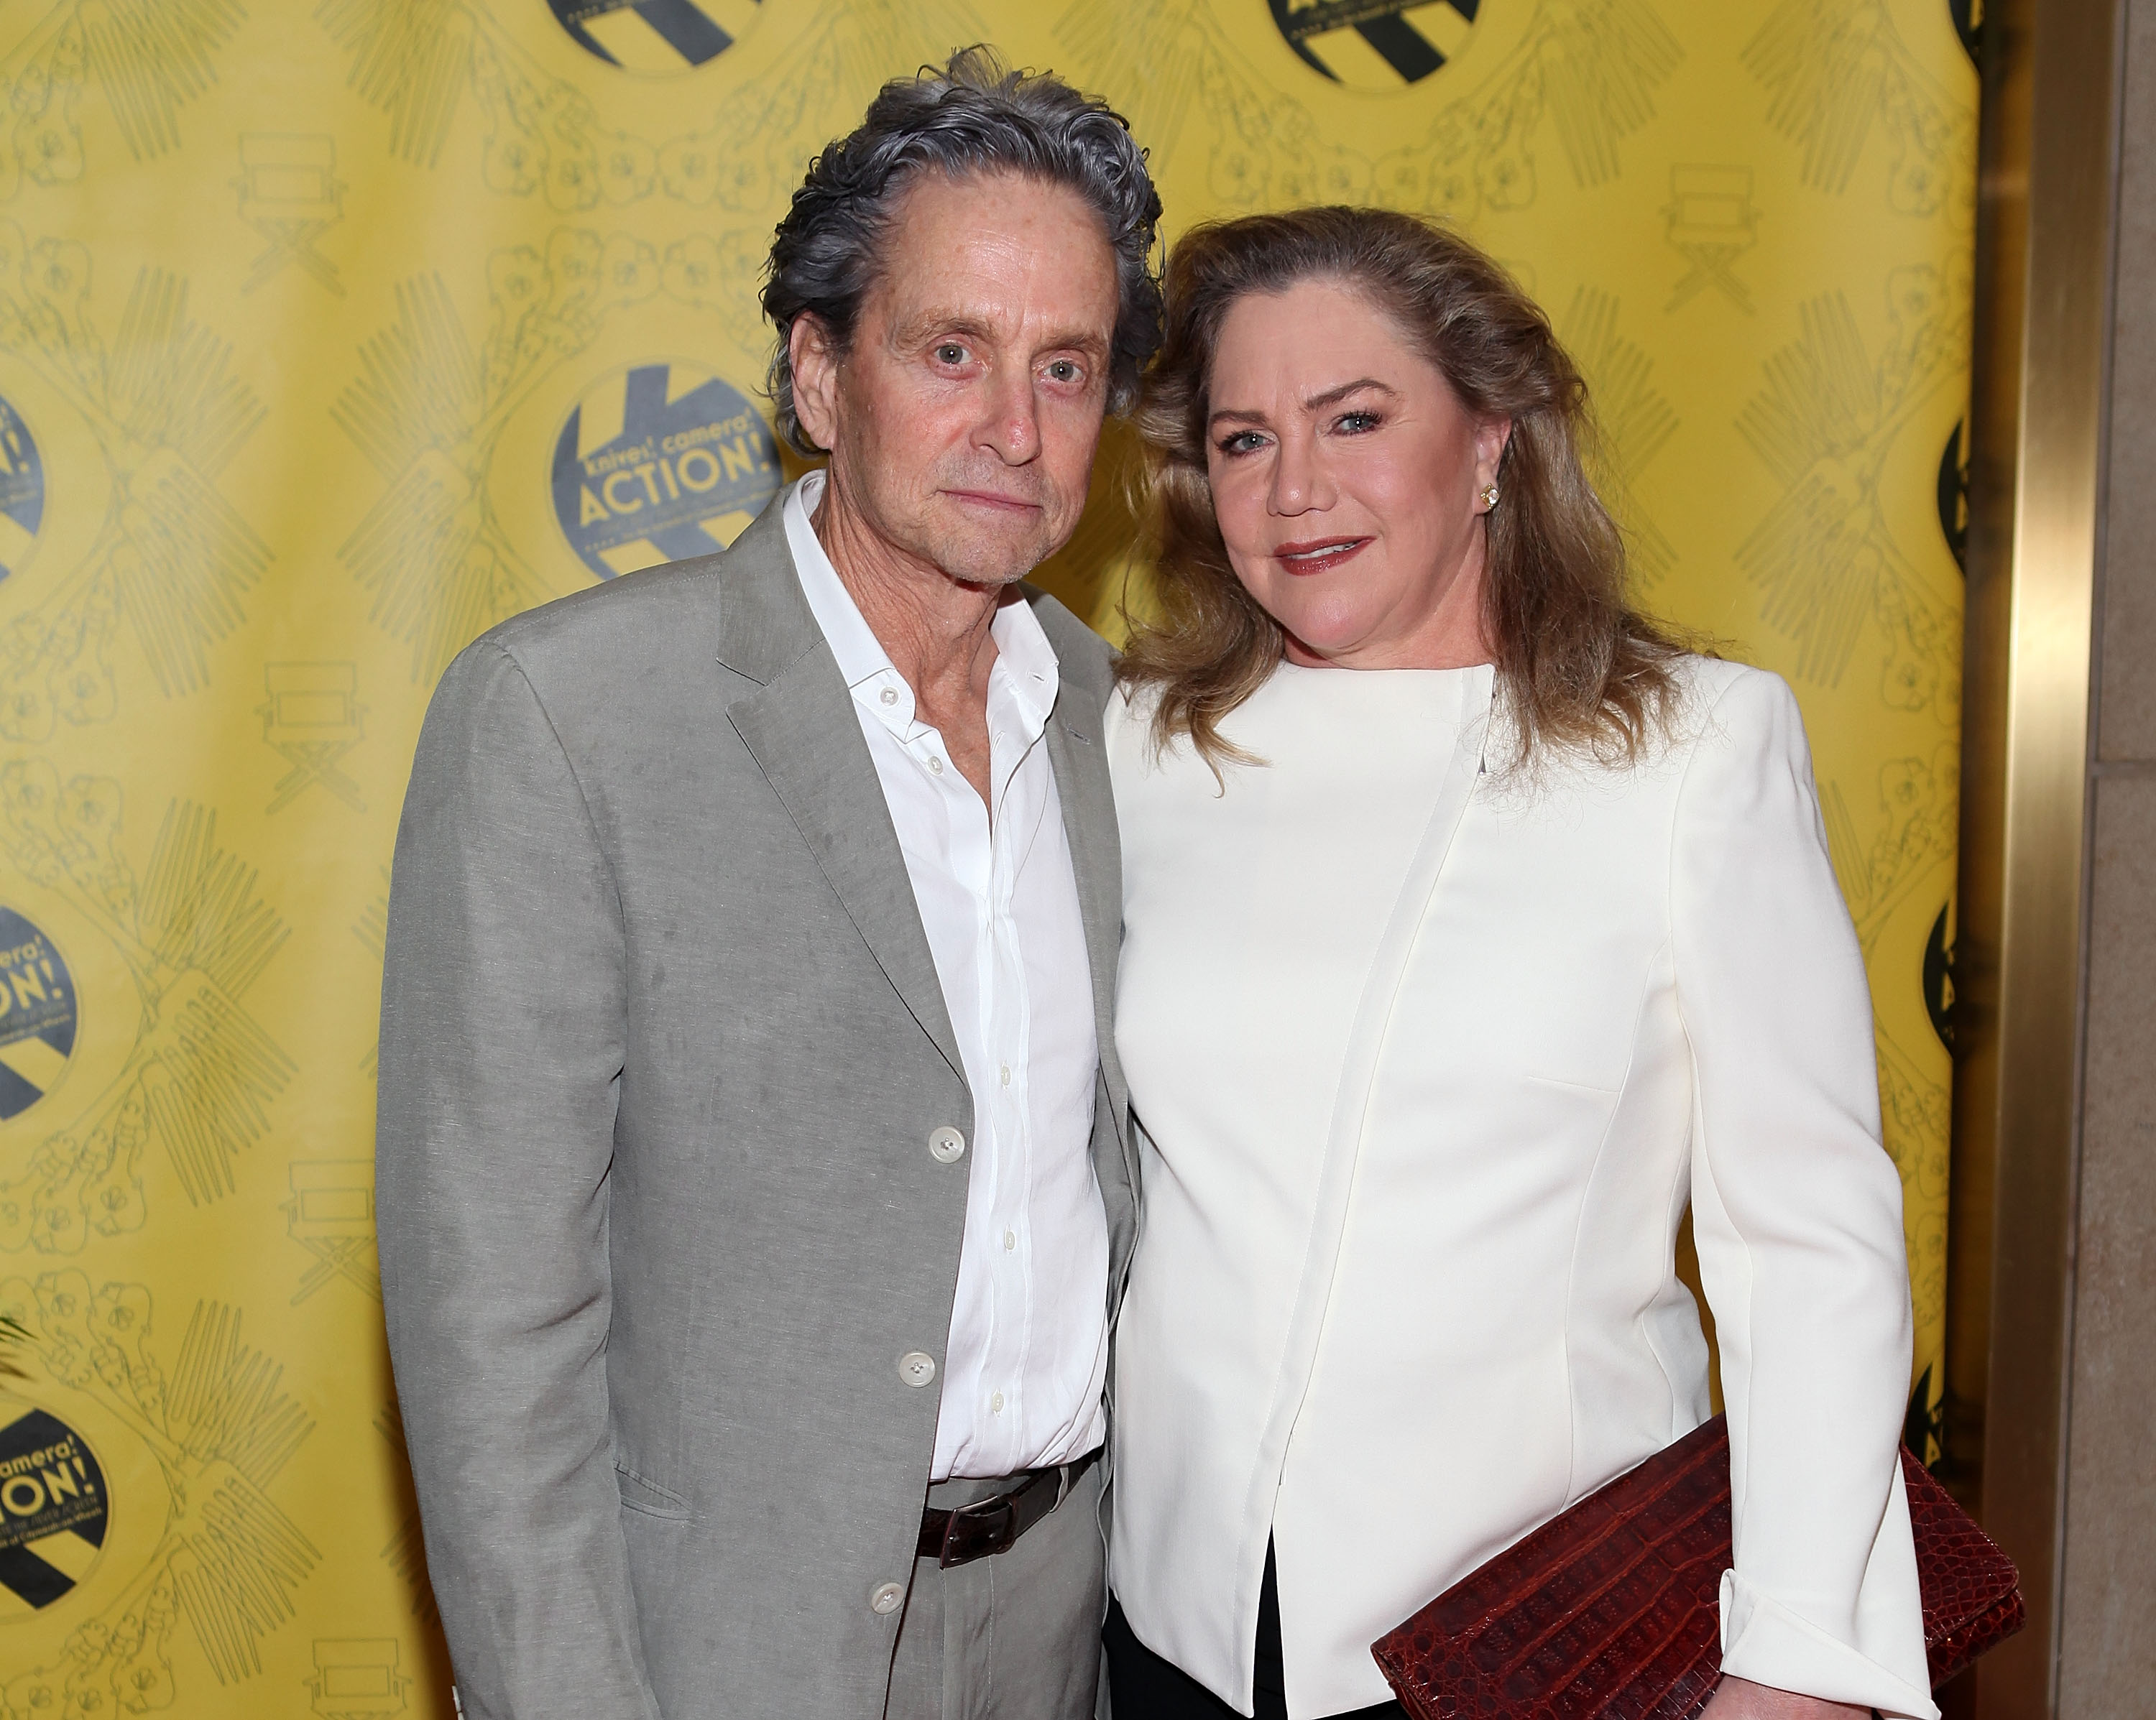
[0,1,1973,1714]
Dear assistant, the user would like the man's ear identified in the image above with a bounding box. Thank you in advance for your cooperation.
[790,314,843,452]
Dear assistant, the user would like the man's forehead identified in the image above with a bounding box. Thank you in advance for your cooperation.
[868,193,1119,348]
[888,163,1100,223]
[878,171,1115,274]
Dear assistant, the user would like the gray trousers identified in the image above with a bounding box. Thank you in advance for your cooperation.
[885,1461,1107,1720]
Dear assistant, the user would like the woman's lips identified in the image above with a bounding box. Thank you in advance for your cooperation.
[1273,536,1371,574]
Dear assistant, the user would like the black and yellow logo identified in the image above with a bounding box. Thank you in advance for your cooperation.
[1268,0,1484,90]
[0,908,76,1124]
[0,392,45,583]
[548,0,762,75]
[551,361,780,581]
[0,1404,108,1615]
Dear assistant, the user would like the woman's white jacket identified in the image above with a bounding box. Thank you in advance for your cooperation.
[1105,657,1938,1720]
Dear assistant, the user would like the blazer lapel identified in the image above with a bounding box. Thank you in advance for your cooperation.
[717,506,966,1088]
[1044,683,1132,1157]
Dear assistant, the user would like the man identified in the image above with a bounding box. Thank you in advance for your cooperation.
[375,51,1163,1720]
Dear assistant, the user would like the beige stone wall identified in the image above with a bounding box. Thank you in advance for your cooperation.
[2058,0,2156,1709]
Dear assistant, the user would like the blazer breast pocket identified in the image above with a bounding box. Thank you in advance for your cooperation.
[616,1463,693,1521]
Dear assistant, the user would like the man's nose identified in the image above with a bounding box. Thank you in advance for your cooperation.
[977,367,1043,464]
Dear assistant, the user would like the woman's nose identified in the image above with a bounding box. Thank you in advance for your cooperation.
[1268,431,1331,515]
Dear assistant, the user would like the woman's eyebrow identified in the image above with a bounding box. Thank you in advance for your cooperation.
[1304,376,1396,410]
[1209,376,1398,429]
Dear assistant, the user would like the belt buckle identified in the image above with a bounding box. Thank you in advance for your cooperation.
[939,1491,1020,1568]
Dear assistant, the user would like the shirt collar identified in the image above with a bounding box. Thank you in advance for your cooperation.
[782,471,1061,743]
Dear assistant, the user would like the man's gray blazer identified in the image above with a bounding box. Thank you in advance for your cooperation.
[375,501,1138,1720]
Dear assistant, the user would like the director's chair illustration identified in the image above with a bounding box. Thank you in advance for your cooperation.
[235,134,347,296]
[285,1160,379,1303]
[1665,165,1760,313]
[261,661,366,813]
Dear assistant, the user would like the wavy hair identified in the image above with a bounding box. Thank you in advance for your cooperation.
[761,47,1164,457]
[1120,205,1685,770]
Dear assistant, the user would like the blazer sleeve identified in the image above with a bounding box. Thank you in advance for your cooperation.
[376,638,660,1720]
[1667,668,1939,1720]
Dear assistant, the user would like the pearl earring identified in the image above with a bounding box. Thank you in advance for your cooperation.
[1479,485,1501,509]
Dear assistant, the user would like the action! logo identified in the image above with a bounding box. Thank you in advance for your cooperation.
[551,362,780,581]
[1269,0,1485,89]
[548,0,762,74]
[0,908,76,1123]
[0,392,45,584]
[0,1402,109,1614]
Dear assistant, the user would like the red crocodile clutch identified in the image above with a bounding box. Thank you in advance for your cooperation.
[1370,1415,2023,1719]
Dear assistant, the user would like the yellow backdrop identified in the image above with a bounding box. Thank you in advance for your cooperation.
[0,1,1973,1714]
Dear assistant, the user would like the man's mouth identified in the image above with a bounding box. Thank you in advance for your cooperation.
[946,489,1044,514]
[1274,537,1370,573]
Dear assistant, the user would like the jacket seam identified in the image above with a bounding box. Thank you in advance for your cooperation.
[1665,667,1760,1511]
[1555,946,1654,1504]
[485,639,631,948]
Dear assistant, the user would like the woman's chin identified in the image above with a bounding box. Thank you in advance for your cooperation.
[1279,615,1381,665]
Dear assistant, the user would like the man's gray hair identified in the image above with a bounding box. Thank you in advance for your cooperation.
[761,47,1164,457]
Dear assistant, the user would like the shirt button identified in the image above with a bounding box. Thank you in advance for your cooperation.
[880,687,898,706]
[929,756,944,775]
[929,1127,966,1163]
[990,1392,1005,1413]
[898,1351,937,1388]
[999,1065,1011,1088]
[1003,1229,1016,1252]
[871,1581,906,1614]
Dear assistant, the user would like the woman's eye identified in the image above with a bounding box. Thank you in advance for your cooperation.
[1336,411,1380,433]
[1215,430,1266,456]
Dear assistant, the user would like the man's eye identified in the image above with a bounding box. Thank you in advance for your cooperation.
[934,343,967,365]
[1046,360,1080,384]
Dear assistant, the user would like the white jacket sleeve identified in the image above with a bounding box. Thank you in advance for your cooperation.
[1669,667,1938,1719]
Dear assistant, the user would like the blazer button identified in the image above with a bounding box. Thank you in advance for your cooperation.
[928,1127,966,1164]
[898,1351,937,1388]
[870,1581,906,1614]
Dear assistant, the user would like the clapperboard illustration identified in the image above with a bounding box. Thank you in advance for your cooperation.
[0,908,76,1122]
[548,0,763,73]
[0,1404,109,1615]
[1269,0,1482,88]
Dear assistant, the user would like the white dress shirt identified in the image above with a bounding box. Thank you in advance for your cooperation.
[1107,659,1936,1719]
[784,473,1108,1481]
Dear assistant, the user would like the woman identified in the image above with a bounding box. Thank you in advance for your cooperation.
[1102,207,1937,1720]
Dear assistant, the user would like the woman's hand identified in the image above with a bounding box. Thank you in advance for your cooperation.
[1699,1675,1872,1719]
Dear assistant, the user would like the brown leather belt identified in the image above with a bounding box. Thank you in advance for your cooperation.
[917,1446,1101,1569]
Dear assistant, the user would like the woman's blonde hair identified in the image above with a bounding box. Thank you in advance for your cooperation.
[1119,205,1685,769]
